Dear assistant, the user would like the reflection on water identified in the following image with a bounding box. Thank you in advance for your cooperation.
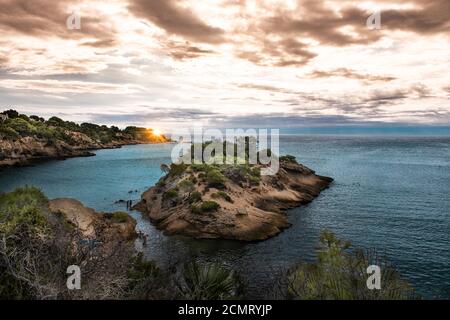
[1,136,450,298]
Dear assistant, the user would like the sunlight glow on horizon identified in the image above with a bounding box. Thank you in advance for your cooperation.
[0,0,448,127]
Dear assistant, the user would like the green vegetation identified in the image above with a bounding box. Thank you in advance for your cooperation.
[127,253,160,282]
[180,261,242,300]
[188,191,202,204]
[205,168,226,189]
[110,211,129,223]
[280,155,297,163]
[191,201,220,214]
[0,109,163,144]
[0,187,140,300]
[163,188,179,200]
[0,187,55,298]
[211,191,233,203]
[223,163,261,186]
[0,186,49,235]
[189,175,198,184]
[178,179,195,193]
[168,163,187,177]
[285,230,416,300]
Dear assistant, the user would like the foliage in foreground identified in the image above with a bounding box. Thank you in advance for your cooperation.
[285,230,416,300]
[0,187,416,300]
[0,187,134,299]
[179,261,243,300]
[0,187,242,300]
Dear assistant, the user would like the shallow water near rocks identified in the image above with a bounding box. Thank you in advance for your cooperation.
[1,136,449,298]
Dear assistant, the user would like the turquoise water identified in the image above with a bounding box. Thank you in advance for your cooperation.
[1,136,449,298]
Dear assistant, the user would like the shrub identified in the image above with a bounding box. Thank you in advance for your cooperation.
[191,164,209,172]
[163,188,179,200]
[250,166,261,178]
[211,191,233,203]
[30,115,44,122]
[191,201,219,214]
[2,109,19,119]
[189,176,198,184]
[280,155,297,163]
[180,261,242,300]
[285,230,416,300]
[0,126,19,139]
[178,180,195,193]
[224,164,260,186]
[127,253,160,281]
[169,163,187,177]
[206,169,226,189]
[46,116,64,127]
[7,118,34,136]
[188,191,202,204]
[248,175,261,186]
[0,186,49,235]
[111,212,129,223]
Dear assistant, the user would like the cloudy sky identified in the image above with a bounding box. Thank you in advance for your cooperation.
[0,0,449,129]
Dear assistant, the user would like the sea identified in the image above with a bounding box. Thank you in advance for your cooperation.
[1,133,449,298]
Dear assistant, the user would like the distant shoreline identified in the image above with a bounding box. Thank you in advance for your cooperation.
[0,109,170,167]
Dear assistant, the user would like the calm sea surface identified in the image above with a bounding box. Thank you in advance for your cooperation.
[1,135,449,298]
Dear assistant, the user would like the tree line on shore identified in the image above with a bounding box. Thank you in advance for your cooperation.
[0,109,160,145]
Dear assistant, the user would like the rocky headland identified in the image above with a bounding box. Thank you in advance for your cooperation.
[134,155,333,241]
[0,109,169,167]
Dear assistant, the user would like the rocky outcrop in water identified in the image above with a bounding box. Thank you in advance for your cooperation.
[134,156,332,241]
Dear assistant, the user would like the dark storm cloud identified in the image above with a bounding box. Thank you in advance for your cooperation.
[129,0,225,43]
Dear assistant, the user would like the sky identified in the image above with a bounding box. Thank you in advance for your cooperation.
[0,0,449,130]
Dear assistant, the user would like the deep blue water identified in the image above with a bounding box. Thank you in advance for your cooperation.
[1,136,449,299]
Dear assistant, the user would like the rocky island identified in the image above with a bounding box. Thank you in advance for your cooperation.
[0,109,169,167]
[134,153,333,241]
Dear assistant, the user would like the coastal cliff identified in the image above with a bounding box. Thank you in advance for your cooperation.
[134,156,333,241]
[0,109,169,166]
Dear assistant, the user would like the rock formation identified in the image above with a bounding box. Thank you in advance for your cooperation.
[134,156,332,241]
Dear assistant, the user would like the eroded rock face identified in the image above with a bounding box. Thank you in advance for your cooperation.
[49,198,137,241]
[135,159,333,241]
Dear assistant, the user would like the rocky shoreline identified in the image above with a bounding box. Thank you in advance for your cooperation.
[0,131,168,167]
[49,198,137,241]
[134,156,333,241]
[0,109,170,167]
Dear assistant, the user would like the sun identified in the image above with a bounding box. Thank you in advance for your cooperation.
[153,128,162,136]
